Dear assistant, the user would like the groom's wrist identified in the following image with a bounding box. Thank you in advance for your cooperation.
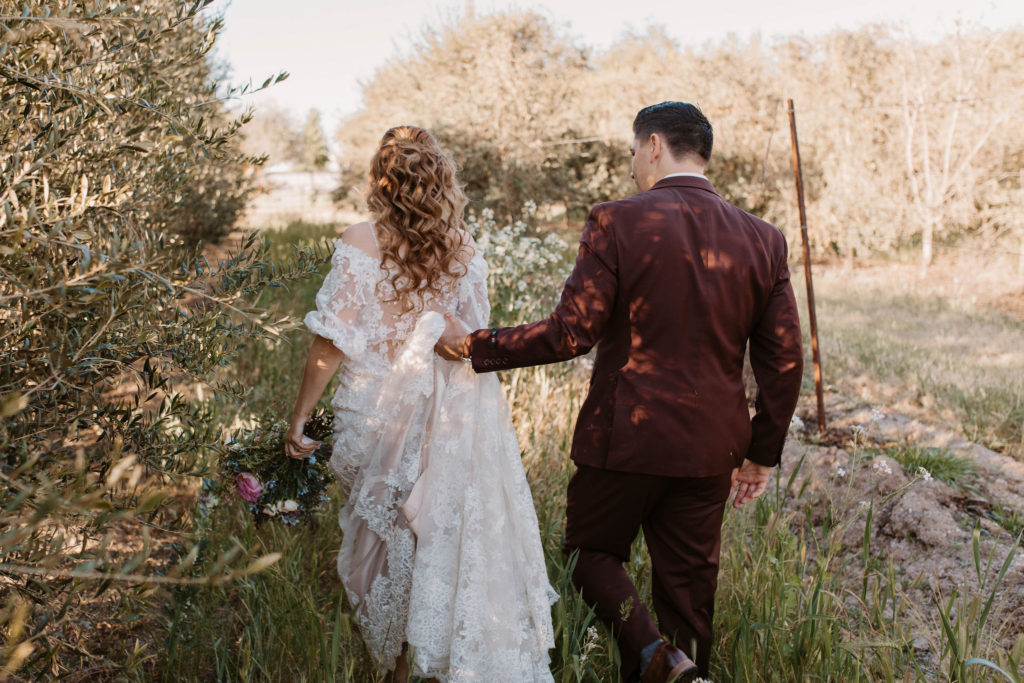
[465,328,499,371]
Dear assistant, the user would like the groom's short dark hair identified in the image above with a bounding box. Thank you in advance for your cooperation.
[633,102,713,162]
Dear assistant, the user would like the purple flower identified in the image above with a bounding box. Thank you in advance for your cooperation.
[235,472,263,503]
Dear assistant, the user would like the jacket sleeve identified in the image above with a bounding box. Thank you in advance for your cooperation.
[746,241,804,467]
[468,205,619,372]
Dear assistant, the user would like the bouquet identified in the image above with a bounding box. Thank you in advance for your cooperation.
[220,408,334,525]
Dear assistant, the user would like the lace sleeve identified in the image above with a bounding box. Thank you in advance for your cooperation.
[304,241,374,357]
[456,251,491,330]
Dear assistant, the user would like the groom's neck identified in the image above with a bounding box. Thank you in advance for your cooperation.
[657,155,707,179]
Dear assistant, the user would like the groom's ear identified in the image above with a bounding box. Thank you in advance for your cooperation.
[648,133,661,161]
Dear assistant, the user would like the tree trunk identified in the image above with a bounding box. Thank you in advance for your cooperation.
[921,217,934,273]
[1019,228,1023,285]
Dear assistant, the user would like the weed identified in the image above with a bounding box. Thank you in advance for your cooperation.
[877,444,975,486]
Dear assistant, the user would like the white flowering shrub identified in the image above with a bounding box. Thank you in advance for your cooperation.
[468,202,575,327]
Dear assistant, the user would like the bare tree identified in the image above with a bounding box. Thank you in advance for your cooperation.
[299,108,330,195]
[335,9,590,220]
[897,29,1018,270]
[239,101,300,191]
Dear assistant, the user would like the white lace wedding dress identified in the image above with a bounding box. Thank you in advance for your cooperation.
[304,224,556,682]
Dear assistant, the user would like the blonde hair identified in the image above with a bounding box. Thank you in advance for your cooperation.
[366,126,469,312]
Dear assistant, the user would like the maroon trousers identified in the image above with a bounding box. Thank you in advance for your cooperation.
[564,465,733,680]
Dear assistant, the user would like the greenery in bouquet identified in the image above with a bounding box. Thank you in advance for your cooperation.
[219,408,335,525]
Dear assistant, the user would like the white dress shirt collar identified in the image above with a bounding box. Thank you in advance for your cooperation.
[660,172,708,181]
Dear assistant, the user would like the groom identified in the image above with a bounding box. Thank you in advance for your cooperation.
[437,101,803,682]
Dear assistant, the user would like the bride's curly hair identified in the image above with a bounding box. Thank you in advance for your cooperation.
[366,126,469,312]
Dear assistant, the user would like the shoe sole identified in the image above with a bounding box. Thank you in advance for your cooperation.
[667,661,699,683]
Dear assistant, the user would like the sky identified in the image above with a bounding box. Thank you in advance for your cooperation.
[206,0,1024,134]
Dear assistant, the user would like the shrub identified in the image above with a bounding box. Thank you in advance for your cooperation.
[0,2,320,677]
[467,203,574,326]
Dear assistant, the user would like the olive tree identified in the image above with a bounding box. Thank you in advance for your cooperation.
[0,1,322,676]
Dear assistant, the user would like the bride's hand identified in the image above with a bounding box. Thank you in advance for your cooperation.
[434,312,471,361]
[284,419,318,459]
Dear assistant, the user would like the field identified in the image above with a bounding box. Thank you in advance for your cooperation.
[139,220,1024,682]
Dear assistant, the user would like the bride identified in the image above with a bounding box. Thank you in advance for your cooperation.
[283,126,556,682]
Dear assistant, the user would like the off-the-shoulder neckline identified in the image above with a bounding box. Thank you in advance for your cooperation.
[335,235,484,266]
[333,237,380,262]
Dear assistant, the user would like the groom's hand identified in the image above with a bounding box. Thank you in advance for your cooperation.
[435,312,472,361]
[730,459,773,508]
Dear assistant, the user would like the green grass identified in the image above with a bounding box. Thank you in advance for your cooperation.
[865,444,977,486]
[224,221,339,420]
[162,497,374,682]
[989,503,1024,538]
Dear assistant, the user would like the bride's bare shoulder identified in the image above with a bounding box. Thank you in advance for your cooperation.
[459,231,479,260]
[338,221,378,258]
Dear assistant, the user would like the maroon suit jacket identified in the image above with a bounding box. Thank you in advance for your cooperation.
[469,176,804,477]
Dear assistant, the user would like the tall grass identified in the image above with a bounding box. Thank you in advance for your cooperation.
[155,224,1023,681]
[162,498,374,682]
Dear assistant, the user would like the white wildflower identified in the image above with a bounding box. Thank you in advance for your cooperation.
[584,626,598,652]
[858,500,871,509]
[263,499,301,516]
[790,415,805,431]
[835,466,847,478]
[917,467,933,482]
[578,624,599,664]
[870,408,885,422]
[851,424,866,436]
[871,459,893,476]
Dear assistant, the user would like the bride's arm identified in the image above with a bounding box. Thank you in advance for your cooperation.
[284,335,344,458]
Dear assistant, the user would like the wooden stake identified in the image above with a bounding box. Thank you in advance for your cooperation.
[787,99,827,434]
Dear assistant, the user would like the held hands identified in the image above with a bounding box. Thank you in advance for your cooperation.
[730,458,773,508]
[284,418,318,459]
[434,312,472,361]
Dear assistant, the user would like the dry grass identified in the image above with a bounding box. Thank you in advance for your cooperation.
[802,254,1024,458]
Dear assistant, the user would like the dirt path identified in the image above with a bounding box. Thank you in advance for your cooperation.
[783,396,1024,650]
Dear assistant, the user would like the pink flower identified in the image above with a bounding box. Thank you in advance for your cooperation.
[235,472,262,503]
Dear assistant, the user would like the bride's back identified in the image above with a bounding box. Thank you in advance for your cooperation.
[336,220,477,364]
[306,125,488,367]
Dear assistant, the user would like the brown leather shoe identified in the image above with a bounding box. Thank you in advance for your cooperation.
[639,640,699,683]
